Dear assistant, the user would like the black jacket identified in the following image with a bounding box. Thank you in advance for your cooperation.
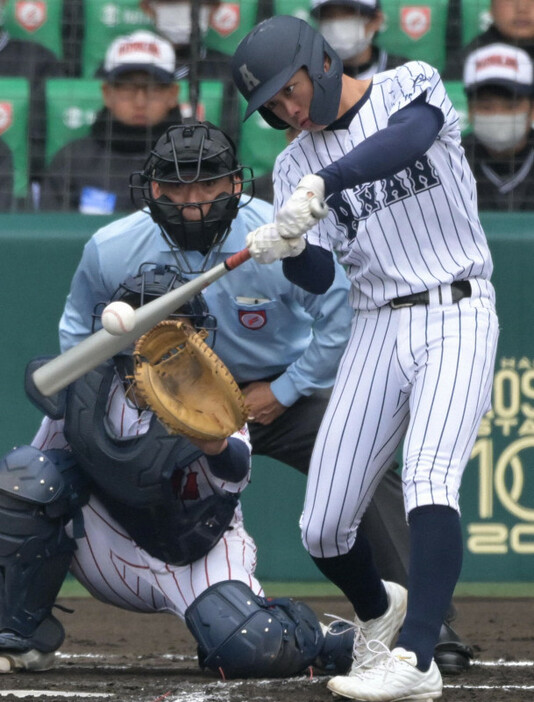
[39,105,182,213]
[463,131,534,211]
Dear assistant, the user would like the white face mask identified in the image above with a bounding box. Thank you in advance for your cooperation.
[153,3,211,46]
[319,17,372,60]
[472,111,531,152]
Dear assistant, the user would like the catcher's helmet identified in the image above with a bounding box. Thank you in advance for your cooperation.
[130,122,254,268]
[92,263,217,337]
[231,15,343,129]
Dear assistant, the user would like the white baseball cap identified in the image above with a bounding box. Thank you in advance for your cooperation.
[104,30,176,83]
[463,43,534,96]
[310,0,380,17]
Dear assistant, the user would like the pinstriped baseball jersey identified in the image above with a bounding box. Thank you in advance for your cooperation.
[273,61,493,311]
[31,375,263,616]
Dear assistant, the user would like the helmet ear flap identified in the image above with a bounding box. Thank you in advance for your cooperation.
[257,106,290,130]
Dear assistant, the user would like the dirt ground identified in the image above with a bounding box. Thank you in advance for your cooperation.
[0,596,532,701]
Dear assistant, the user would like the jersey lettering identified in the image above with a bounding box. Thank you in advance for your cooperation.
[239,64,260,92]
[382,173,411,207]
[405,156,440,193]
[354,155,442,221]
[328,192,359,240]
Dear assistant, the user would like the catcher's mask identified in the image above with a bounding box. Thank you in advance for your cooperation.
[231,15,343,129]
[92,263,217,342]
[130,121,254,270]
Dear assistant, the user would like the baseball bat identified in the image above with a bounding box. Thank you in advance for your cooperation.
[32,248,251,397]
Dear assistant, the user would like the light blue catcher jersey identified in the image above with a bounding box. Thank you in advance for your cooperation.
[59,199,353,407]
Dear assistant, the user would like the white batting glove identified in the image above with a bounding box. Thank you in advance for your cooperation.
[246,223,305,265]
[276,174,329,239]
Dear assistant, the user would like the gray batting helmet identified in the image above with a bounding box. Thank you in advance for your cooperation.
[231,15,343,129]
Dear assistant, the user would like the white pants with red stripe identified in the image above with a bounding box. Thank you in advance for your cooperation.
[67,495,263,618]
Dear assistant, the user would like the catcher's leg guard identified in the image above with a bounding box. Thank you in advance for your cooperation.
[185,580,324,678]
[0,446,89,655]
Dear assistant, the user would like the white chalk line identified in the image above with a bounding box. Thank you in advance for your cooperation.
[2,658,531,701]
[0,693,113,699]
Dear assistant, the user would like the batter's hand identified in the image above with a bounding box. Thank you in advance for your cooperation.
[246,223,305,265]
[242,381,287,425]
[276,174,328,239]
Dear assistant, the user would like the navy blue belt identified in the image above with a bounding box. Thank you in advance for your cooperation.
[390,281,472,309]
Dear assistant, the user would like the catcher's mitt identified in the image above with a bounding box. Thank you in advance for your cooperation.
[133,320,248,441]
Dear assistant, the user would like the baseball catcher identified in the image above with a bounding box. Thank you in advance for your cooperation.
[0,264,354,678]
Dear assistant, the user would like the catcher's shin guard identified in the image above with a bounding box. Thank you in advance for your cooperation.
[0,446,89,651]
[185,580,323,678]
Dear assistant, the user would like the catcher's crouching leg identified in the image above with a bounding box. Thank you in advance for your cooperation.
[0,446,89,673]
[185,580,354,678]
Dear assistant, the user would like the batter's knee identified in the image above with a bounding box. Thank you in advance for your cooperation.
[301,517,357,559]
[185,580,333,678]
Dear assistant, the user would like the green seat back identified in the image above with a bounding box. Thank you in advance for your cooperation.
[45,79,103,164]
[2,0,63,58]
[444,80,471,136]
[204,1,259,57]
[461,0,492,46]
[238,96,287,178]
[0,78,29,198]
[205,1,312,56]
[375,0,449,72]
[81,0,154,78]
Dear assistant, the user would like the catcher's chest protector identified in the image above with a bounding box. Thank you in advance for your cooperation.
[64,363,238,565]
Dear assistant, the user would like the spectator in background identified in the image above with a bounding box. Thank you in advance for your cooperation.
[0,138,14,210]
[463,43,534,210]
[310,0,408,78]
[139,1,241,145]
[39,30,182,214]
[446,0,534,79]
[0,0,66,196]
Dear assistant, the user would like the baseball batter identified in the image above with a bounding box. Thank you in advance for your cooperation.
[232,16,499,702]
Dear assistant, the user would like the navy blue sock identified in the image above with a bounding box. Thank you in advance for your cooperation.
[396,505,463,671]
[311,530,388,621]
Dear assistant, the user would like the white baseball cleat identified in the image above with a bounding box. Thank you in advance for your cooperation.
[0,648,56,673]
[327,646,443,701]
[348,580,408,672]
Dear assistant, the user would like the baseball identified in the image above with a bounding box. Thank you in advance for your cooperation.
[101,301,136,336]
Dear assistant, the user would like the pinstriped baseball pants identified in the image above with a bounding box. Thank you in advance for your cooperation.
[301,284,499,559]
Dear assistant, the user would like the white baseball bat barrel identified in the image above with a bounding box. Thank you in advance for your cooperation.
[32,248,251,397]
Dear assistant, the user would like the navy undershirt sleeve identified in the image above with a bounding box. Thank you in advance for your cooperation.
[206,436,250,482]
[317,96,445,196]
[282,243,335,294]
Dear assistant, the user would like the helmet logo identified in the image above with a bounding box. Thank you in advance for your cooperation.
[238,310,266,329]
[238,64,260,92]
